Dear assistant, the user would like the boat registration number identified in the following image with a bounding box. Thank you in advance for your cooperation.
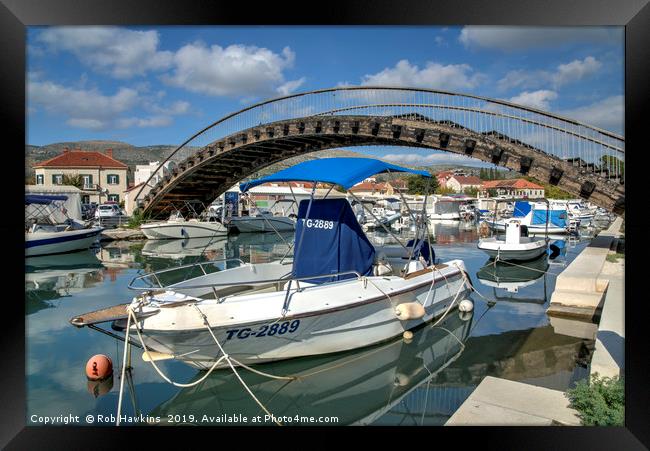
[304,219,335,229]
[225,320,301,340]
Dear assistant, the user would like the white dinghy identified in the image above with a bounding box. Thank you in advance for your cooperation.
[71,158,473,370]
[477,218,548,261]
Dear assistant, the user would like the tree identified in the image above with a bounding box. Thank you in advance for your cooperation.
[463,187,479,196]
[601,155,624,179]
[62,174,84,189]
[406,173,438,195]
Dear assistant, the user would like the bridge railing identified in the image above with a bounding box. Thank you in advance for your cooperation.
[135,87,624,204]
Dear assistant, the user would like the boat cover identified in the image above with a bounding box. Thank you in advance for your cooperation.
[25,194,68,205]
[293,198,375,284]
[532,210,566,227]
[513,201,532,217]
[240,158,430,192]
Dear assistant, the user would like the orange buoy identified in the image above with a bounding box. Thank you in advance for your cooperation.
[85,354,113,381]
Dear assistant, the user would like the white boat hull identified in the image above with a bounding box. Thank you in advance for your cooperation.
[141,221,228,239]
[127,260,470,369]
[25,227,103,257]
[486,220,567,235]
[229,216,295,233]
[477,237,548,261]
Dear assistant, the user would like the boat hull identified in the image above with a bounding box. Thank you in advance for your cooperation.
[25,227,103,257]
[229,216,295,233]
[129,262,469,369]
[477,238,548,261]
[486,220,567,235]
[141,221,227,239]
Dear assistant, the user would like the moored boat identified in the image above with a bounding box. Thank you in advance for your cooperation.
[477,218,548,261]
[71,158,473,369]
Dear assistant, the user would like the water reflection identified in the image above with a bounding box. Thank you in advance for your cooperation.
[26,250,104,313]
[25,225,600,425]
[476,255,550,298]
[147,310,473,426]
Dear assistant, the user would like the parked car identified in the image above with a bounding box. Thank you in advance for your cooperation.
[94,203,122,219]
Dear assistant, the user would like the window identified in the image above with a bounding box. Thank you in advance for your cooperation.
[81,174,93,189]
[36,174,43,185]
[108,194,119,202]
[52,174,63,185]
[107,174,119,185]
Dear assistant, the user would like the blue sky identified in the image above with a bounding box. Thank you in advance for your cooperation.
[27,26,624,167]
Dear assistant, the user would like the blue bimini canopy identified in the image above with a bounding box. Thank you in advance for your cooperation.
[513,201,532,218]
[240,157,430,192]
[25,194,68,205]
[293,198,375,284]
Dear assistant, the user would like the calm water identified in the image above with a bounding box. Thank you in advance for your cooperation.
[26,222,599,426]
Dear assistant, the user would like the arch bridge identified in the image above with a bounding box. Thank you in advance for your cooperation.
[135,87,625,216]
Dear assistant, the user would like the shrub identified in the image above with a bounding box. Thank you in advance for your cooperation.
[566,373,624,426]
[127,209,147,229]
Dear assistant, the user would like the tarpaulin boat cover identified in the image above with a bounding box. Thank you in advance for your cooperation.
[293,198,375,284]
[532,209,567,227]
[513,201,532,217]
[240,157,430,192]
[25,194,68,205]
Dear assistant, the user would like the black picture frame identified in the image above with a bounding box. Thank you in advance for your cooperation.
[5,0,649,447]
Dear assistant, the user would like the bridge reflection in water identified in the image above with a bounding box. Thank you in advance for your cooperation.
[135,87,624,216]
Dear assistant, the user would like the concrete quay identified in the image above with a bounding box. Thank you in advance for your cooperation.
[546,217,623,320]
[445,376,581,426]
[100,228,145,241]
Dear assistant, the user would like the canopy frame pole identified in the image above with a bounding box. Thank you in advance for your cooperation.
[348,191,410,254]
[281,184,316,314]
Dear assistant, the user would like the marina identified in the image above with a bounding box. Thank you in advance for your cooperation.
[26,214,613,425]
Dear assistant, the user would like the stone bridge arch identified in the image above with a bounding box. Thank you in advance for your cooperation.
[135,87,625,216]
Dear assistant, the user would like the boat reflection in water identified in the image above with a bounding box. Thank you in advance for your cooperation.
[476,254,550,300]
[146,309,473,426]
[25,250,104,313]
[142,236,228,260]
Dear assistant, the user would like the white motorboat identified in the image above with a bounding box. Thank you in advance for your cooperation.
[227,210,296,233]
[484,201,569,234]
[147,310,472,425]
[478,218,548,261]
[427,196,461,220]
[25,194,103,257]
[71,158,473,369]
[140,214,228,239]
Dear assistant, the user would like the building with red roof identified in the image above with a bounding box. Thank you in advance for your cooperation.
[33,147,129,204]
[481,179,545,198]
[446,175,483,193]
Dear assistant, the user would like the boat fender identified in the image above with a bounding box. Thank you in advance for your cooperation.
[402,330,414,341]
[394,373,410,386]
[395,303,425,320]
[458,299,474,312]
[85,354,113,381]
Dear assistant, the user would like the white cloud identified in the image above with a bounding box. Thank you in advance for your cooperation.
[115,116,173,129]
[28,79,185,130]
[360,59,484,91]
[163,42,297,97]
[38,27,173,79]
[509,90,558,110]
[554,56,601,86]
[276,77,306,96]
[382,152,489,167]
[498,56,602,91]
[459,26,621,51]
[558,95,624,134]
